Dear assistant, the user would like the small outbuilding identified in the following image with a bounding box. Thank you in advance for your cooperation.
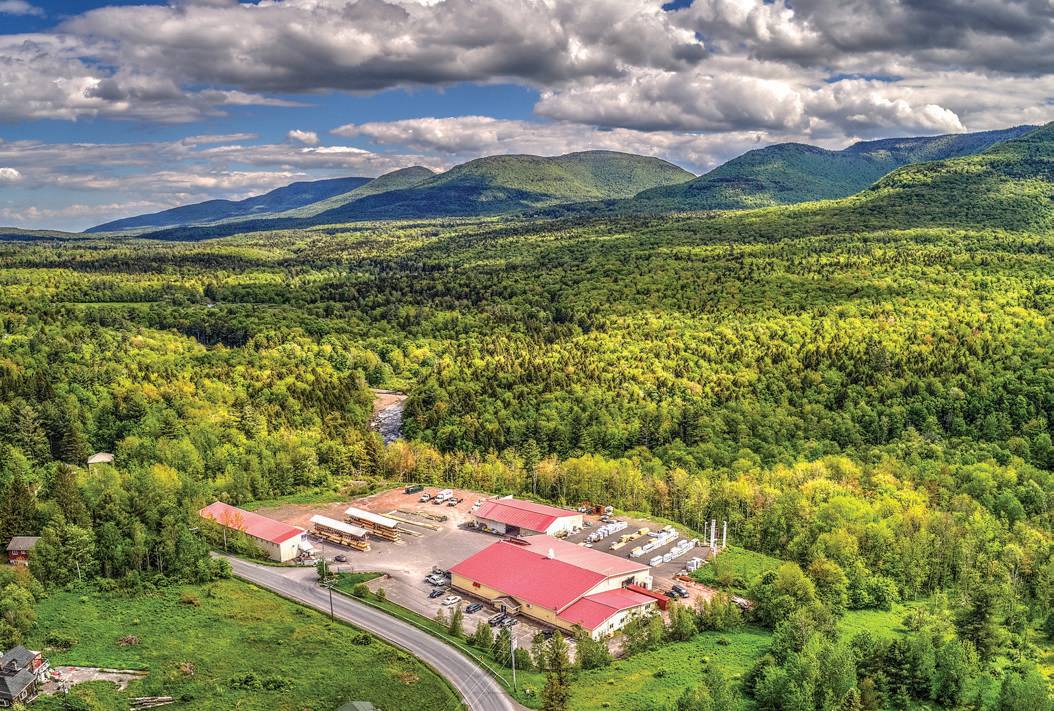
[472,497,583,537]
[5,537,39,566]
[199,502,305,562]
[86,452,114,466]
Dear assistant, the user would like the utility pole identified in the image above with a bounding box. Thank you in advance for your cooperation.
[510,633,516,691]
[320,541,334,620]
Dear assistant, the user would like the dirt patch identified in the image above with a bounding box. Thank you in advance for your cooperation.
[42,666,147,694]
[371,389,407,415]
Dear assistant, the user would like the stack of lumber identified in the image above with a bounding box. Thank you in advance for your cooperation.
[344,506,401,542]
[310,514,370,551]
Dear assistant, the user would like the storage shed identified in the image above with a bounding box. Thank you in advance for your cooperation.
[472,498,583,537]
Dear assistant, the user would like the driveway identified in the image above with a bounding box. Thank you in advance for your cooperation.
[221,555,528,711]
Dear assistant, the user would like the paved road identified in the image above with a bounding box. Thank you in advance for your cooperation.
[222,555,527,711]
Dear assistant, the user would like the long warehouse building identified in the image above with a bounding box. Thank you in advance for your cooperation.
[471,498,583,537]
[199,501,306,562]
[450,535,656,639]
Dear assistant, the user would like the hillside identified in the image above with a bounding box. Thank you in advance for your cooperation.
[87,176,372,233]
[235,166,437,221]
[633,125,1034,211]
[308,150,694,221]
[850,121,1054,230]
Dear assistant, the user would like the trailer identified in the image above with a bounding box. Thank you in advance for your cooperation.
[310,515,370,551]
[345,506,402,542]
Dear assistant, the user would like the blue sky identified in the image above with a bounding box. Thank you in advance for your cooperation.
[1,0,1052,230]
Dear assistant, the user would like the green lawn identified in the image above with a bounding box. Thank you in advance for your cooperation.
[27,579,461,711]
[691,546,783,595]
[570,627,772,711]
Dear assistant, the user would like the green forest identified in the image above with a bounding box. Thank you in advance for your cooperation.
[1,125,1054,710]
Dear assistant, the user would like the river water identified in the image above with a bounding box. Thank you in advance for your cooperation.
[370,390,407,444]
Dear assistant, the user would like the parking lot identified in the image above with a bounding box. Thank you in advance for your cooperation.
[257,487,548,647]
[560,512,721,607]
[256,487,725,645]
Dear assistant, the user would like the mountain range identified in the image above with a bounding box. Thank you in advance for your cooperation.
[634,125,1036,211]
[82,125,1039,236]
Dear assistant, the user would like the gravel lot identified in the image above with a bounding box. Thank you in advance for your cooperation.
[258,487,545,646]
[258,487,727,639]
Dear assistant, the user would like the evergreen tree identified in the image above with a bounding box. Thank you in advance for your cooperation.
[492,627,513,667]
[471,620,493,649]
[954,585,1001,660]
[839,687,863,711]
[447,604,464,638]
[0,474,36,543]
[52,464,89,526]
[541,632,572,711]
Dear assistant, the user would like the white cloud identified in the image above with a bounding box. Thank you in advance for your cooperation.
[0,167,22,183]
[0,1,43,17]
[288,129,320,146]
[336,115,782,173]
[0,0,1050,139]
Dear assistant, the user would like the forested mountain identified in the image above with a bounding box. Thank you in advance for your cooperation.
[4,122,1054,711]
[306,150,694,221]
[87,151,692,238]
[633,125,1034,211]
[87,176,372,233]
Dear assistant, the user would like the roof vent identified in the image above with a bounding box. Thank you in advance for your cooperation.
[547,548,555,559]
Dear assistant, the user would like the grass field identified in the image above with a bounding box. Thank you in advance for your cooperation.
[27,579,461,711]
[691,546,783,594]
[570,627,772,711]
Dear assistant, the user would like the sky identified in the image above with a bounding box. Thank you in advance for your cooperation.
[1,0,1053,231]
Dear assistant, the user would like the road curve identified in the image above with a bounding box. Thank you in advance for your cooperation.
[222,555,528,711]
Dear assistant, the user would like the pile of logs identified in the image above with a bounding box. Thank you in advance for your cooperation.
[131,697,176,709]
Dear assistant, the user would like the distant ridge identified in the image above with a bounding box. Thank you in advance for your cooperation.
[633,125,1036,211]
[93,151,694,238]
[86,176,372,233]
[306,151,695,222]
[846,121,1054,231]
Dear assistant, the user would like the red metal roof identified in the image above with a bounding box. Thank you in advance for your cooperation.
[199,502,304,545]
[559,588,657,631]
[519,536,648,577]
[451,539,606,611]
[474,498,580,533]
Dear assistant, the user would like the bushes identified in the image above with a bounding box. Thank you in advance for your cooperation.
[227,672,293,691]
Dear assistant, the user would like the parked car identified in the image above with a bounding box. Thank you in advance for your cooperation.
[541,629,556,639]
[334,554,348,563]
[465,603,483,614]
[671,584,688,597]
[665,590,679,598]
[447,497,460,506]
[489,613,507,626]
[425,575,444,586]
[428,589,444,599]
[404,484,424,494]
[442,595,462,607]
[500,617,518,627]
[419,493,432,502]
